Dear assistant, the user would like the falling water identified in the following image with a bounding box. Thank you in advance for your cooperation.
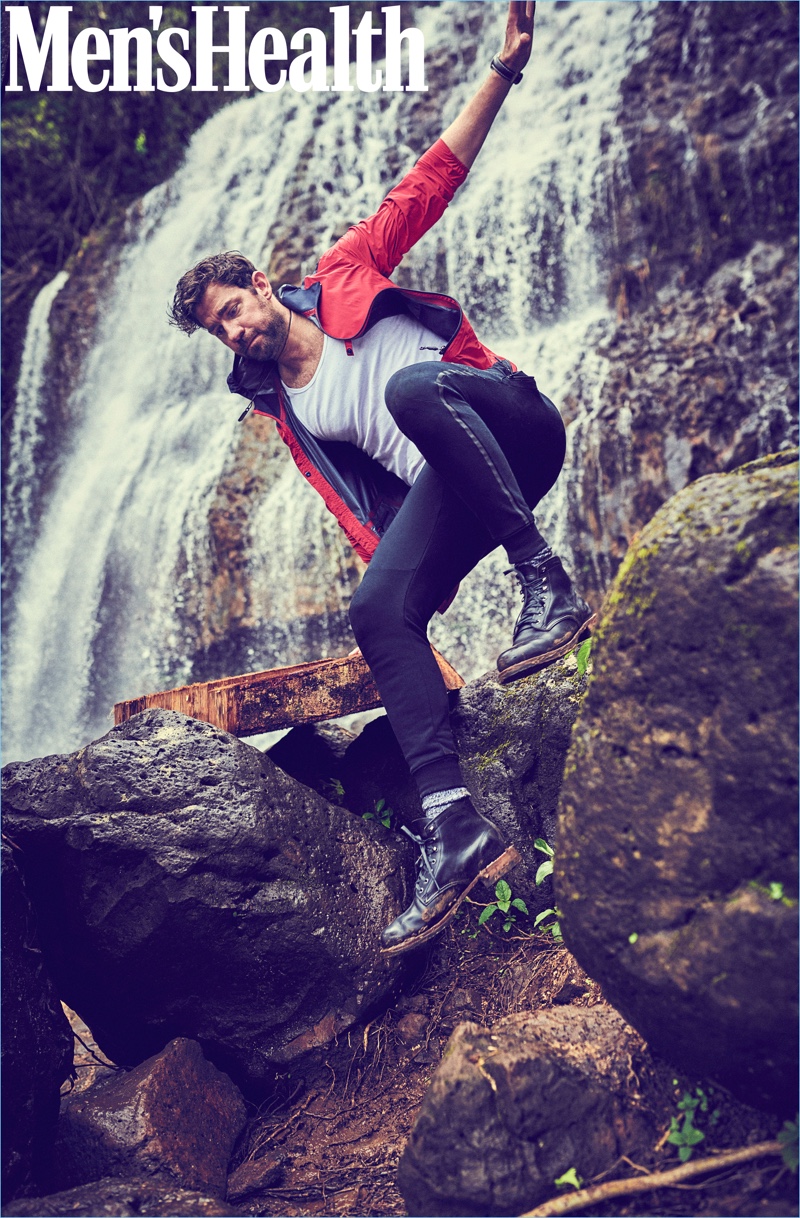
[2,1,656,762]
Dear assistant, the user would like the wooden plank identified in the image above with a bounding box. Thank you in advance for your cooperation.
[113,648,464,737]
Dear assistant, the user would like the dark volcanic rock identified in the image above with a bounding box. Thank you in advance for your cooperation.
[1,1176,235,1217]
[52,1038,246,1195]
[1,839,74,1201]
[558,453,799,1113]
[450,662,589,910]
[398,1007,658,1217]
[1,710,408,1091]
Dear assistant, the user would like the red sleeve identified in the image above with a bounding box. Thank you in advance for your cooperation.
[315,139,468,279]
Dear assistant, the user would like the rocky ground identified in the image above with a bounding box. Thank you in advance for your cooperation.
[47,921,796,1218]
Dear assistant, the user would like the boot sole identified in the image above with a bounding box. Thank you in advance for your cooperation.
[380,844,521,957]
[496,613,598,685]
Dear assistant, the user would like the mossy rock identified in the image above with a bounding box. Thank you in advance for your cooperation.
[557,452,799,1113]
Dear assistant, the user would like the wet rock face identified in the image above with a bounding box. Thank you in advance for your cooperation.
[610,1,798,288]
[1,710,407,1091]
[51,1038,246,1195]
[563,241,798,600]
[1,840,74,1202]
[561,0,799,603]
[558,453,799,1113]
[398,1007,656,1218]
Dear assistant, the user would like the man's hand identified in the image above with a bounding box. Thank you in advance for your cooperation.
[498,1,536,78]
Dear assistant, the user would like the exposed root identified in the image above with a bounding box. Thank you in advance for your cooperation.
[520,1141,784,1217]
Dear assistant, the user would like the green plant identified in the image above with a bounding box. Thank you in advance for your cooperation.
[533,837,554,885]
[477,879,529,933]
[533,906,563,941]
[575,637,592,677]
[778,1118,799,1171]
[748,879,796,906]
[322,777,345,800]
[532,838,562,940]
[667,1087,720,1162]
[363,797,393,829]
[554,1167,583,1190]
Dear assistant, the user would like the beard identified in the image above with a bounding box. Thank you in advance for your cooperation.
[240,306,290,362]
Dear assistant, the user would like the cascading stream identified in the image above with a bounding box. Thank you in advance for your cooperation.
[2,1,656,763]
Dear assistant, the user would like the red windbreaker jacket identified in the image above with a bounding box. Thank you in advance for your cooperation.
[227,138,508,563]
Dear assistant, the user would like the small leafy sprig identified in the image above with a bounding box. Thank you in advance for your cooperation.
[533,837,554,885]
[478,879,529,933]
[576,636,592,677]
[554,1167,583,1190]
[363,797,393,829]
[667,1086,720,1162]
[533,838,562,940]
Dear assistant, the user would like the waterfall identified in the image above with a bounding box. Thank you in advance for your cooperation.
[2,1,656,763]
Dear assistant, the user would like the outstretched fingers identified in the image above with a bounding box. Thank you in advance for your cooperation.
[503,0,536,73]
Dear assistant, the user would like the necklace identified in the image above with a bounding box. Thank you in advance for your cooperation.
[276,308,293,364]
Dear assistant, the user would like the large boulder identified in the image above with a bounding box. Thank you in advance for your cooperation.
[51,1038,246,1195]
[558,453,798,1112]
[1,710,408,1091]
[1,1176,236,1217]
[398,1007,660,1217]
[2,839,74,1201]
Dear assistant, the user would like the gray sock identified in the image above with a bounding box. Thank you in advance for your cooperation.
[422,787,470,816]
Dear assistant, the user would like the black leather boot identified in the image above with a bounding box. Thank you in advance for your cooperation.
[497,552,596,684]
[381,797,519,956]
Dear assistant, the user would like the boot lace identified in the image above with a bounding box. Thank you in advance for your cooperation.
[507,563,549,634]
[401,823,440,895]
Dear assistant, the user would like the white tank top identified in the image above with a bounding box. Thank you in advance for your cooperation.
[281,314,445,486]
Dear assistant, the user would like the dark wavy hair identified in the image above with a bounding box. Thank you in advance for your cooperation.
[168,251,257,334]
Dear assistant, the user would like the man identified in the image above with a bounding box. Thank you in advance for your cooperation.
[169,1,594,956]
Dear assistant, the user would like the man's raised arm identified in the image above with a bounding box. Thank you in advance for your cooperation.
[316,2,535,280]
[441,1,535,168]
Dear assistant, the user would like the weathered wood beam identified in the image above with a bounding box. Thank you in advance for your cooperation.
[113,649,464,737]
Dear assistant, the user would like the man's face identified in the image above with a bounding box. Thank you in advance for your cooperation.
[195,271,288,362]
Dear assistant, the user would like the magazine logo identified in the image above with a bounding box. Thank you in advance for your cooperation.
[5,4,428,93]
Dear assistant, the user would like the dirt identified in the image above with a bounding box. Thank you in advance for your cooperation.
[223,904,796,1218]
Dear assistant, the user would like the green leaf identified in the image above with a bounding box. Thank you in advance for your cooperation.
[684,1126,704,1146]
[534,908,557,928]
[495,879,512,903]
[576,637,592,676]
[778,1119,799,1172]
[678,1145,693,1163]
[535,859,554,886]
[375,798,385,813]
[554,1168,583,1190]
[628,931,639,944]
[769,881,785,900]
[533,838,554,857]
[498,900,511,914]
[502,917,514,932]
[511,898,529,914]
[550,920,563,941]
[478,904,497,926]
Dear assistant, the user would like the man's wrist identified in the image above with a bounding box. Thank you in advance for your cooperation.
[490,54,523,85]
